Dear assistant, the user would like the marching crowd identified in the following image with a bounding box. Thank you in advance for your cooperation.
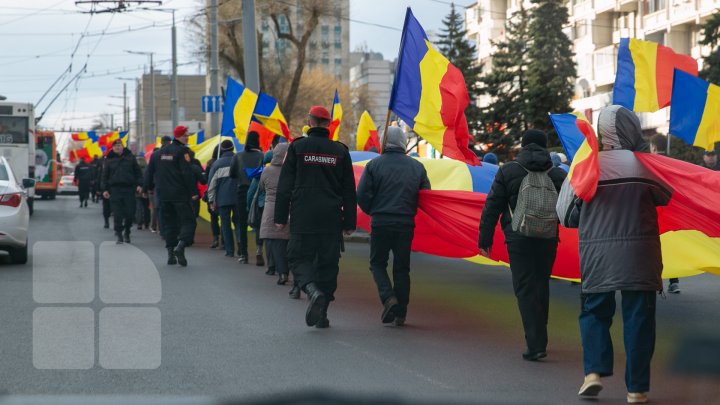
[69,104,719,404]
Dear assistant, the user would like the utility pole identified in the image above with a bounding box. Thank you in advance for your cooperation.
[209,0,220,137]
[123,82,128,131]
[150,52,156,146]
[171,9,178,129]
[242,0,260,93]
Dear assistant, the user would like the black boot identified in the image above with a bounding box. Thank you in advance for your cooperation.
[255,246,265,267]
[124,232,131,244]
[115,232,124,245]
[210,236,219,249]
[289,285,301,299]
[303,283,327,327]
[381,296,400,324]
[167,248,177,265]
[316,302,330,329]
[277,273,288,285]
[104,218,110,229]
[265,266,276,276]
[174,241,188,267]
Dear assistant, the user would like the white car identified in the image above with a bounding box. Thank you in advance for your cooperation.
[0,156,32,264]
[57,175,78,195]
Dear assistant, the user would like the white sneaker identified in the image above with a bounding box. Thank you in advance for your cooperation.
[668,282,680,294]
[578,373,603,397]
[627,392,648,403]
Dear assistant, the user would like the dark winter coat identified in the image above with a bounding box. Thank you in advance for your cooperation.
[479,143,567,249]
[144,139,198,202]
[230,148,264,190]
[556,106,671,293]
[356,147,431,227]
[274,127,357,234]
[101,148,142,193]
[74,160,93,194]
[207,151,238,208]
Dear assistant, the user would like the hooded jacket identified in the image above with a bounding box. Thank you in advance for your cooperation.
[230,132,264,190]
[356,141,431,227]
[479,143,567,248]
[259,143,290,240]
[556,105,671,293]
[274,127,357,234]
[101,148,142,192]
[207,150,238,208]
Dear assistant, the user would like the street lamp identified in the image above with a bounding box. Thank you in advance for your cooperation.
[125,50,155,147]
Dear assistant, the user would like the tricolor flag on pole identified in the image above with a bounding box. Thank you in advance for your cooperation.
[328,89,342,141]
[253,92,291,139]
[613,38,698,112]
[356,111,381,152]
[388,8,479,165]
[221,76,258,144]
[669,69,720,151]
[549,112,600,201]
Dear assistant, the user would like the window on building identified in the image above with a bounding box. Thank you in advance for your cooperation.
[334,57,342,65]
[335,42,342,49]
[322,58,330,65]
[574,21,587,38]
[644,0,667,13]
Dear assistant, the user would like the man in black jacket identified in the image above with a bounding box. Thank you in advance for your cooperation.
[479,129,566,361]
[145,126,199,266]
[275,106,357,328]
[357,126,430,326]
[74,159,93,208]
[144,136,172,236]
[102,139,143,244]
[229,131,264,263]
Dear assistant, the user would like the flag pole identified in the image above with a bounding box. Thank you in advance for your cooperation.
[380,109,392,152]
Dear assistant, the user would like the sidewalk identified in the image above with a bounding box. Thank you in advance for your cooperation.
[344,229,369,243]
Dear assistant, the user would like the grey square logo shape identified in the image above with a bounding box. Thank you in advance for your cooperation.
[33,307,94,370]
[33,241,95,304]
[99,307,161,370]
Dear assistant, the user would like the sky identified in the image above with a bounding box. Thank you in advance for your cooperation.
[0,0,464,133]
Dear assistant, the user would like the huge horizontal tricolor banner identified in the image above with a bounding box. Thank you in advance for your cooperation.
[388,8,479,166]
[550,112,599,201]
[613,38,698,112]
[669,69,720,151]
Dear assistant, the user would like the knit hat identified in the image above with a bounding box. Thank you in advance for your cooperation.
[111,139,123,146]
[521,129,548,148]
[221,139,234,152]
[245,131,260,151]
[483,152,498,165]
[161,135,172,143]
[173,125,188,138]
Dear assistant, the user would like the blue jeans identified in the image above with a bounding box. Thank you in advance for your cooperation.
[218,205,240,256]
[579,291,656,393]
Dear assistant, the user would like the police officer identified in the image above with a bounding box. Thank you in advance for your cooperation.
[145,126,199,266]
[274,106,357,329]
[101,139,143,244]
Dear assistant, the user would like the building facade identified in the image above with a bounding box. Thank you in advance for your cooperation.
[349,51,395,126]
[135,73,206,147]
[465,0,719,134]
[259,0,351,83]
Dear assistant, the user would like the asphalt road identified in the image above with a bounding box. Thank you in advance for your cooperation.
[0,195,718,404]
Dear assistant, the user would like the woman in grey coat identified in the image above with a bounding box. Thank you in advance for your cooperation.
[258,143,294,292]
[557,105,671,404]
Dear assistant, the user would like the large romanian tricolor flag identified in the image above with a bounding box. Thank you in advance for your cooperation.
[188,130,205,146]
[669,69,720,151]
[613,38,698,112]
[550,112,600,201]
[356,111,381,152]
[327,89,342,141]
[389,8,479,165]
[253,92,290,139]
[221,76,258,144]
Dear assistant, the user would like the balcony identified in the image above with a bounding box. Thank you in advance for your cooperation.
[613,28,632,44]
[594,45,617,86]
[643,9,669,33]
[617,0,639,12]
[669,0,699,23]
[594,0,615,13]
[574,0,594,16]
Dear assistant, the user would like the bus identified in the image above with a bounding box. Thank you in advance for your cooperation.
[34,131,59,200]
[0,101,35,214]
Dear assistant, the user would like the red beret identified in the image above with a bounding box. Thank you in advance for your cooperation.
[308,106,331,121]
[173,125,188,138]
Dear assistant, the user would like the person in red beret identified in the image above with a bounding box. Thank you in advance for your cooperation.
[274,106,357,329]
[144,125,199,266]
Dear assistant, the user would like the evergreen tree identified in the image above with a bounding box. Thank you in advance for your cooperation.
[699,13,720,85]
[437,3,484,134]
[477,6,531,156]
[525,0,577,137]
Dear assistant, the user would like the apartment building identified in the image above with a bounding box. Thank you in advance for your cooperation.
[465,0,718,134]
[349,51,395,125]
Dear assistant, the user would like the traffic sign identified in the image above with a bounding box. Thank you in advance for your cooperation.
[201,95,222,113]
